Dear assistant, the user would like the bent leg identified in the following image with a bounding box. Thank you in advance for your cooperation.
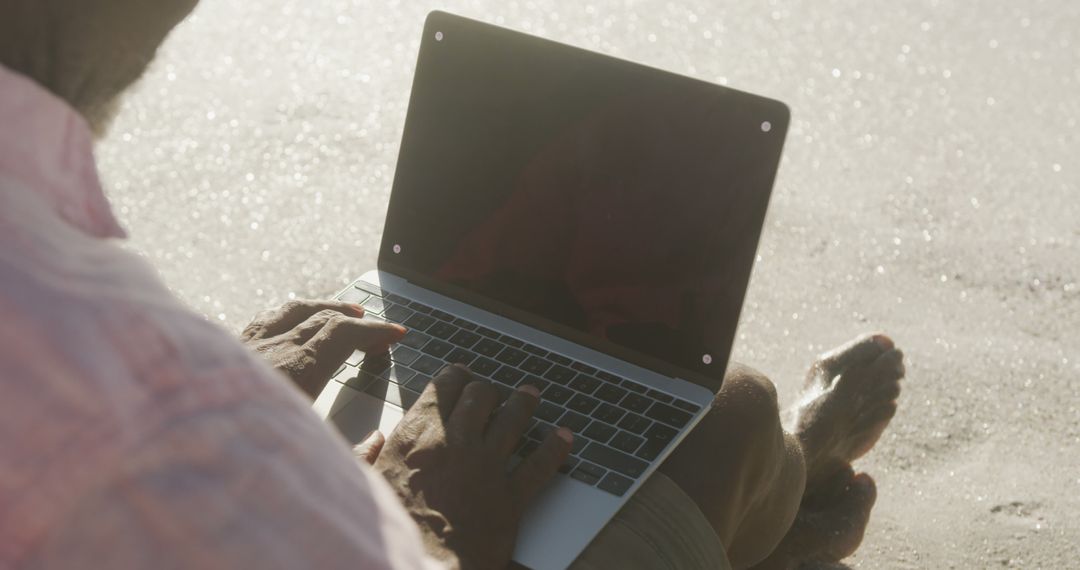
[658,364,806,569]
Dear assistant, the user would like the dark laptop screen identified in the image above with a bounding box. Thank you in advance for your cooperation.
[380,12,788,390]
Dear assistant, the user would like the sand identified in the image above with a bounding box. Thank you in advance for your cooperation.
[95,1,1080,567]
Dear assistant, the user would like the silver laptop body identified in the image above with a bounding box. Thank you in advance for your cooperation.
[315,11,788,570]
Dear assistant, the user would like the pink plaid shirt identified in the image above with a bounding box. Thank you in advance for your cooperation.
[0,64,441,569]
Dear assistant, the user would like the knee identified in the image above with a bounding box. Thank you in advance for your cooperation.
[716,363,781,433]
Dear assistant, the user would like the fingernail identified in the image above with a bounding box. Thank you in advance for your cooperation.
[350,304,366,316]
[872,334,894,349]
[393,324,407,335]
[555,427,574,444]
[517,384,540,397]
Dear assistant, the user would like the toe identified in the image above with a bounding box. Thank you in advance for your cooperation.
[836,348,904,395]
[809,334,893,387]
[820,472,877,561]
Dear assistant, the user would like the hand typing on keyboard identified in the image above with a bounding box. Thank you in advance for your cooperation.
[240,299,406,398]
[372,364,574,570]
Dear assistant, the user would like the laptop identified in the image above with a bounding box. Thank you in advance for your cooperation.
[313,11,788,570]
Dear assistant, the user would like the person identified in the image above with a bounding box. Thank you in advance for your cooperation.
[0,1,905,569]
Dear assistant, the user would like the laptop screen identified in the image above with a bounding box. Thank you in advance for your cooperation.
[380,12,788,391]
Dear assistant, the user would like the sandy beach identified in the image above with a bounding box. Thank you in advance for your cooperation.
[96,1,1080,567]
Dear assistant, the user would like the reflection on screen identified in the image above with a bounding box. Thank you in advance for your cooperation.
[382,19,784,388]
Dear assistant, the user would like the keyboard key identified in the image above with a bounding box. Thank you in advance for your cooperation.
[385,293,410,305]
[354,281,385,297]
[576,461,606,480]
[580,444,648,478]
[421,339,454,359]
[430,309,455,321]
[445,348,476,366]
[571,361,598,375]
[571,435,588,455]
[475,325,499,338]
[411,355,444,376]
[449,330,481,348]
[494,347,528,366]
[519,375,550,392]
[548,353,572,366]
[473,338,503,357]
[535,401,564,422]
[361,297,386,315]
[492,366,525,386]
[519,439,540,458]
[610,432,645,454]
[645,402,694,428]
[637,423,679,461]
[571,467,601,486]
[492,382,513,403]
[452,318,477,331]
[404,374,431,392]
[568,375,600,394]
[380,365,416,385]
[621,380,647,393]
[399,330,431,350]
[544,365,576,384]
[591,403,625,424]
[520,356,552,375]
[597,472,634,497]
[595,384,628,404]
[359,354,391,376]
[596,371,623,383]
[583,422,616,443]
[408,301,432,313]
[673,399,702,413]
[644,422,679,444]
[390,346,421,366]
[522,343,548,357]
[333,364,348,378]
[558,456,580,474]
[617,413,651,434]
[427,321,458,340]
[499,335,524,348]
[342,370,376,391]
[469,357,500,377]
[646,389,674,403]
[339,288,368,304]
[557,411,590,432]
[620,393,652,413]
[365,378,421,410]
[345,350,364,366]
[529,422,556,441]
[567,393,600,415]
[542,384,574,405]
[403,313,435,331]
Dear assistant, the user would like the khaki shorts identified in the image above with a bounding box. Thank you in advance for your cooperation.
[570,472,731,570]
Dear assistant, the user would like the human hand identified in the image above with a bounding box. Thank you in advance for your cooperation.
[241,299,406,398]
[374,364,573,570]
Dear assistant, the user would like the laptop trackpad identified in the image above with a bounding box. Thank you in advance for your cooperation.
[328,388,405,444]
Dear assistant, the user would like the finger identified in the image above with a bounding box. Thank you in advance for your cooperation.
[510,428,573,513]
[245,299,366,339]
[486,385,541,456]
[353,430,385,465]
[448,380,500,443]
[304,315,406,380]
[413,363,473,423]
[813,334,893,379]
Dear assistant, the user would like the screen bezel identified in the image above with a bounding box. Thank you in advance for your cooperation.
[377,11,790,391]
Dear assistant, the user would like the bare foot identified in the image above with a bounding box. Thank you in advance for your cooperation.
[791,334,905,495]
[752,465,878,569]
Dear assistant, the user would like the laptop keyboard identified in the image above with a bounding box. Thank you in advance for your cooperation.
[332,281,702,497]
